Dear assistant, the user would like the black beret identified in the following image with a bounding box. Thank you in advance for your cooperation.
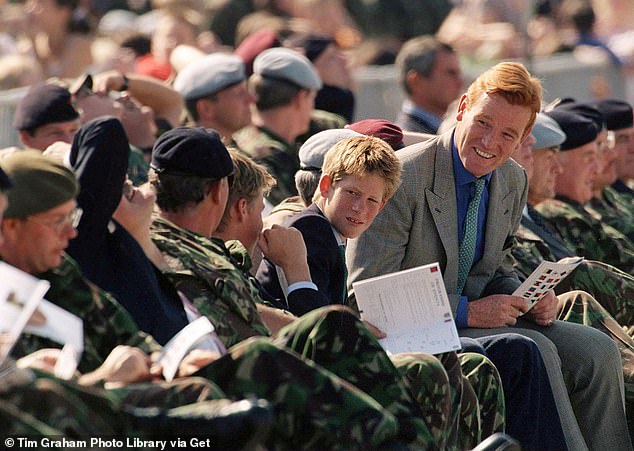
[0,166,12,191]
[2,150,79,218]
[555,102,605,131]
[544,109,599,151]
[592,99,633,131]
[151,127,233,179]
[13,83,80,131]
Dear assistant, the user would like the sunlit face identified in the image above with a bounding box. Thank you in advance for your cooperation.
[555,142,599,204]
[1,199,78,274]
[454,93,532,178]
[242,190,265,255]
[529,148,562,205]
[511,133,536,180]
[20,120,80,151]
[425,51,464,112]
[210,82,254,136]
[614,127,634,180]
[318,173,386,239]
[594,129,621,189]
[297,89,317,137]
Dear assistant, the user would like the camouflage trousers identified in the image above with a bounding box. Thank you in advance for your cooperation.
[557,290,634,436]
[558,259,634,327]
[274,305,504,450]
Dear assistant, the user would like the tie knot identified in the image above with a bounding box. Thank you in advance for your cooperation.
[471,178,485,199]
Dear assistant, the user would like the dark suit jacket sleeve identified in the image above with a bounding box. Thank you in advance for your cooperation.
[67,116,129,260]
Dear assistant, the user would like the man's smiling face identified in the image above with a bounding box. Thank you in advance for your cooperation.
[454,92,532,177]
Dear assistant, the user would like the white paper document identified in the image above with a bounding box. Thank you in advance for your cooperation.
[353,263,461,355]
[0,262,50,365]
[156,316,219,382]
[513,257,584,313]
[24,299,84,379]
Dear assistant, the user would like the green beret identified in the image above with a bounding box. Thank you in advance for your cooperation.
[2,151,79,218]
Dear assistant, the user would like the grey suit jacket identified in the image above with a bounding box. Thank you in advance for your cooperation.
[347,130,528,314]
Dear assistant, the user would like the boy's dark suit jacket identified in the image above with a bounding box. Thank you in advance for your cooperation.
[256,204,345,316]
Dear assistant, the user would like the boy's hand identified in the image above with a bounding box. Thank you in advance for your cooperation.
[259,225,311,284]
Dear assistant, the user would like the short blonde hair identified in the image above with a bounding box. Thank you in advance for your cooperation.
[465,62,542,136]
[315,136,401,202]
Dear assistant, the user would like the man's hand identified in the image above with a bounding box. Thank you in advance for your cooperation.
[16,348,61,374]
[175,349,222,378]
[467,295,530,328]
[361,319,386,339]
[259,225,311,284]
[257,304,297,335]
[524,290,558,326]
[78,345,151,387]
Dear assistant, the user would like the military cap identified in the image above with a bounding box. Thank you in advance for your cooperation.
[555,102,606,131]
[346,119,404,150]
[299,129,361,170]
[592,99,633,131]
[174,53,246,101]
[0,166,12,191]
[2,150,79,218]
[544,109,599,151]
[253,48,322,91]
[151,127,233,179]
[13,83,80,131]
[531,113,566,150]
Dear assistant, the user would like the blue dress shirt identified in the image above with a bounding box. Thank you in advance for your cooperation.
[452,140,491,328]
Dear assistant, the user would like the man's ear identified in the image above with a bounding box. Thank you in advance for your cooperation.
[19,130,33,148]
[318,174,333,199]
[455,94,468,122]
[236,197,249,221]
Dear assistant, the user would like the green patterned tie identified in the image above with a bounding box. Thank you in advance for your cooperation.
[457,178,486,295]
[339,244,348,304]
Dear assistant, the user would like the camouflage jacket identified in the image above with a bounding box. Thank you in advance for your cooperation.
[511,225,556,280]
[11,254,160,373]
[587,188,634,241]
[536,196,634,274]
[150,217,271,348]
[233,125,299,206]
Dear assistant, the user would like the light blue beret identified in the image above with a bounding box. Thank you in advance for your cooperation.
[174,53,246,100]
[299,129,361,170]
[532,113,566,150]
[253,48,322,91]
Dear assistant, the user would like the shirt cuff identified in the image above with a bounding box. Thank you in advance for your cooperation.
[287,281,318,294]
[455,296,469,329]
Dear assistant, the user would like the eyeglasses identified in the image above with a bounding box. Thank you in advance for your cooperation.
[27,207,83,233]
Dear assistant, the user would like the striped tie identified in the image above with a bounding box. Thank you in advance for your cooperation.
[457,178,485,295]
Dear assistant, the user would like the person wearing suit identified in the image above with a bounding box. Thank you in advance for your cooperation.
[394,36,463,134]
[347,62,632,450]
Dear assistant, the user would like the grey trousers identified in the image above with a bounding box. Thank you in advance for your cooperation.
[461,317,632,451]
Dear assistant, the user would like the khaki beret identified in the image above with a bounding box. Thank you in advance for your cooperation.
[2,151,79,218]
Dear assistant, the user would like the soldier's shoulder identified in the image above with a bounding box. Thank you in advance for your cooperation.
[233,126,285,159]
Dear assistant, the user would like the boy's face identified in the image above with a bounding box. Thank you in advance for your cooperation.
[319,173,386,239]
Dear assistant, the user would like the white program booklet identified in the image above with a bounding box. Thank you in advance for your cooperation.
[0,262,50,365]
[156,316,220,382]
[24,299,84,379]
[353,262,461,355]
[514,257,584,313]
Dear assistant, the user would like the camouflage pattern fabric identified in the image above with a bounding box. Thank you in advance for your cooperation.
[151,216,272,348]
[556,290,634,435]
[128,145,149,186]
[233,125,300,206]
[604,185,634,216]
[457,352,506,450]
[536,197,634,273]
[588,192,634,241]
[295,109,349,147]
[195,337,405,450]
[151,217,454,449]
[10,254,160,373]
[512,224,634,327]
